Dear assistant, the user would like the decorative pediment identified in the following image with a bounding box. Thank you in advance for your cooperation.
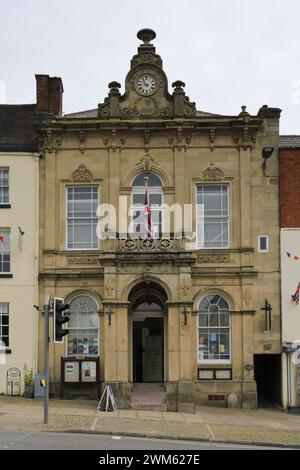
[71,164,93,182]
[202,164,224,181]
[97,29,196,120]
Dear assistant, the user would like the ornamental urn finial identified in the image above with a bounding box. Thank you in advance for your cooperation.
[137,28,156,44]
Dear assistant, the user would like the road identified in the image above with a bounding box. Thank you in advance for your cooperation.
[0,430,286,450]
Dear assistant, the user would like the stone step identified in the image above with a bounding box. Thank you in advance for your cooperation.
[130,383,167,411]
[130,403,167,411]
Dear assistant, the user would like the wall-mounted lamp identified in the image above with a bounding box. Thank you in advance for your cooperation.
[182,306,191,326]
[105,306,114,326]
[262,147,274,172]
[261,299,272,332]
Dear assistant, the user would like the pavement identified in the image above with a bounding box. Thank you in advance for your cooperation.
[0,396,300,448]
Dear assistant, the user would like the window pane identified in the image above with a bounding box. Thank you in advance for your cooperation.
[220,332,230,359]
[132,194,144,205]
[199,313,208,327]
[67,296,99,357]
[198,295,231,362]
[209,331,219,359]
[209,313,218,327]
[133,172,162,187]
[207,294,216,304]
[0,303,9,348]
[218,297,229,309]
[220,312,229,327]
[0,232,10,272]
[198,331,208,360]
[199,297,210,310]
[197,185,229,248]
[0,169,9,204]
[2,315,9,325]
[149,193,162,205]
[67,186,98,249]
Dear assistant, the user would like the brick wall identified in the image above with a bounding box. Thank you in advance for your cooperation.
[279,149,300,228]
[35,74,63,116]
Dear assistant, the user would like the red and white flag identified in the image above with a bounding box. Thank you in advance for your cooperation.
[292,282,300,305]
[144,178,155,240]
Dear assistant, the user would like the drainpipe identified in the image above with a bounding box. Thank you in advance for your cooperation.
[283,343,296,411]
[287,352,291,411]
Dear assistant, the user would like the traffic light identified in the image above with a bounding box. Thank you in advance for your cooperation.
[54,297,70,343]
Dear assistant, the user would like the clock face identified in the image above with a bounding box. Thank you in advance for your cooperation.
[136,75,157,95]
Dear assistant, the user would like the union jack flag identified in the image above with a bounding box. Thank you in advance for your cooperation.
[144,178,155,240]
[292,282,300,305]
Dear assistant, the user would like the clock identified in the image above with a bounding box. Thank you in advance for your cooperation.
[136,74,157,95]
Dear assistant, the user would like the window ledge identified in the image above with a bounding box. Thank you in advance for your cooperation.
[0,204,11,209]
[0,274,13,278]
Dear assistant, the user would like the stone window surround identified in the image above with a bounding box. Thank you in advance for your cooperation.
[59,179,102,252]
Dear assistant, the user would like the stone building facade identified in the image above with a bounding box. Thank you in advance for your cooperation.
[280,136,300,410]
[0,104,40,395]
[37,29,282,410]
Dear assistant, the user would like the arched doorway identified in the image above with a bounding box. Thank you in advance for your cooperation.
[129,282,167,383]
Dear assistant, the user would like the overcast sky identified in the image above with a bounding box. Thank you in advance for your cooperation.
[1,0,299,133]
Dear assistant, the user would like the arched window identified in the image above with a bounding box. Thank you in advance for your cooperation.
[197,294,231,363]
[67,295,99,357]
[131,172,163,237]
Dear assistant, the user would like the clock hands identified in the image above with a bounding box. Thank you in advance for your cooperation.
[137,76,155,94]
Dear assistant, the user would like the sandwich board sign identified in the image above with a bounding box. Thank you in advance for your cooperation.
[97,385,117,412]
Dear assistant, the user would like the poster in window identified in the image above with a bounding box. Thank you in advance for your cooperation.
[64,361,80,383]
[81,361,97,383]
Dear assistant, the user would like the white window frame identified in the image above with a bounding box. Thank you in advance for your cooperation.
[130,175,164,237]
[66,185,99,251]
[197,294,232,365]
[0,168,9,205]
[258,235,269,253]
[65,295,100,358]
[196,184,230,250]
[0,303,9,349]
[0,229,11,273]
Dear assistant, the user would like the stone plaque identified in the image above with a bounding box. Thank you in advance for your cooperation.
[67,256,98,265]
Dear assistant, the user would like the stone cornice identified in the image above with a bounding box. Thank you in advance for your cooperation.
[34,116,264,133]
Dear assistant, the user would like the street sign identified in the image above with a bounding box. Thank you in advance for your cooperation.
[97,385,117,412]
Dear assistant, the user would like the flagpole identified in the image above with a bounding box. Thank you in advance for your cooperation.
[144,175,149,240]
[144,175,154,241]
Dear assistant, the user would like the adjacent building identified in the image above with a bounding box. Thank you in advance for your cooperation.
[280,135,300,410]
[36,29,282,410]
[0,104,40,395]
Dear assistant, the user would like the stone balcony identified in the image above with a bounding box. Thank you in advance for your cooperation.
[118,237,179,253]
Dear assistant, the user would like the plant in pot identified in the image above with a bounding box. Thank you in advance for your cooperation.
[24,368,34,398]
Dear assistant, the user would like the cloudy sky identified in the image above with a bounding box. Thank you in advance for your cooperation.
[1,0,299,133]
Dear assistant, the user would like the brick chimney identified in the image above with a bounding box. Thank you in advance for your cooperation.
[35,74,64,116]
